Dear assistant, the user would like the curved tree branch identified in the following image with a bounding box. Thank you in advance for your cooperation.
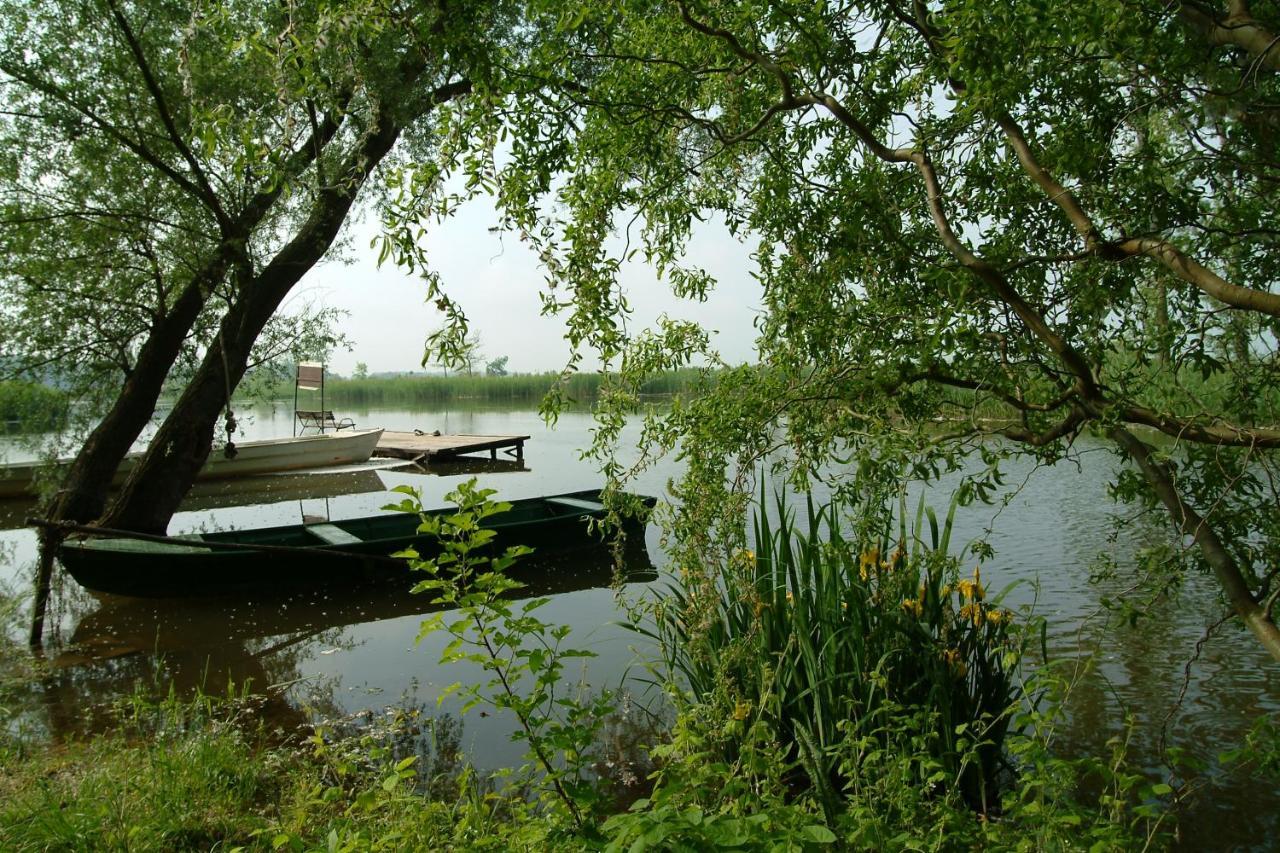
[998,407,1088,446]
[1180,0,1280,72]
[1109,425,1280,661]
[899,8,1280,322]
[0,61,213,213]
[105,0,230,231]
[1121,405,1280,447]
[1117,236,1280,317]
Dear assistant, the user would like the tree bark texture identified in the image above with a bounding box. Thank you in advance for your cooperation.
[100,116,407,533]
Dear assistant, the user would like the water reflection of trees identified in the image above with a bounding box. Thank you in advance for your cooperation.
[0,469,388,532]
[590,690,670,810]
[1,577,49,747]
[39,540,657,746]
[1049,563,1280,849]
[38,626,348,741]
[315,698,470,801]
[5,532,678,812]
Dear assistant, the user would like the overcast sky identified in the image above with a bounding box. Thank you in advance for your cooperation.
[292,193,765,376]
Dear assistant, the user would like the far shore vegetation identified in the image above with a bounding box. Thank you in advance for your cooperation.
[6,357,1268,438]
[0,380,68,436]
[319,368,706,407]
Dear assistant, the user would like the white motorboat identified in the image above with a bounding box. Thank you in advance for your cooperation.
[0,428,385,499]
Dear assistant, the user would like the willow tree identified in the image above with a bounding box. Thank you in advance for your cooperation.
[0,0,520,646]
[413,1,1280,658]
[0,0,518,540]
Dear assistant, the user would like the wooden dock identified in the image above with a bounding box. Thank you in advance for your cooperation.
[372,431,529,464]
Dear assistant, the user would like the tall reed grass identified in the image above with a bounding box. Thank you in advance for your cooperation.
[647,488,1022,817]
[321,369,706,407]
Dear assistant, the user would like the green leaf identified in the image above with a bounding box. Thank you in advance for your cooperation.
[801,825,837,843]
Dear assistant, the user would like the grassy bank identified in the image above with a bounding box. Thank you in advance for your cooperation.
[0,685,1170,852]
[0,690,501,851]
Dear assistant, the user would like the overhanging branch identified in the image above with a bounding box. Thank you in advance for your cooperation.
[1109,425,1280,661]
[1181,0,1280,72]
[1122,405,1280,447]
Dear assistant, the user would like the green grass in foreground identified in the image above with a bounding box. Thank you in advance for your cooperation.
[2,719,273,849]
[0,693,531,852]
[0,688,1173,853]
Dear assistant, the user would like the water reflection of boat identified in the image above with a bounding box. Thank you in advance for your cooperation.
[59,538,657,662]
[0,466,390,531]
[410,456,530,476]
[43,537,658,750]
[178,467,388,510]
[59,490,655,598]
[0,428,385,499]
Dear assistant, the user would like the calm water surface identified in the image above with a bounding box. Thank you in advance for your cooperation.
[1,402,1276,850]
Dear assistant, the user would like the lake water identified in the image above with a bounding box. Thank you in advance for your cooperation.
[1,402,1276,850]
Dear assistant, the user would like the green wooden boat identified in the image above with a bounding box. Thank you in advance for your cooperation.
[62,538,658,664]
[58,489,654,598]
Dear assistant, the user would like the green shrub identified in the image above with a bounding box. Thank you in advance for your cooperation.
[387,479,620,829]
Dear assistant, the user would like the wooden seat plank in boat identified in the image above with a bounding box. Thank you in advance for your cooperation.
[306,523,362,546]
[546,496,606,513]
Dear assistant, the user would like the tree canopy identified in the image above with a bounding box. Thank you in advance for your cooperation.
[3,0,1279,659]
[1,0,516,536]
[404,0,1280,658]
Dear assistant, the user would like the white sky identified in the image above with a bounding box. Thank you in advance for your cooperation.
[291,193,765,376]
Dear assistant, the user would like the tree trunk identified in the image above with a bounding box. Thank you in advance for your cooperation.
[101,117,406,533]
[1153,278,1171,368]
[43,270,223,525]
[31,263,223,648]
[97,77,476,533]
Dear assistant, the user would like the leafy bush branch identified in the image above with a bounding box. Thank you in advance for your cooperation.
[388,479,615,829]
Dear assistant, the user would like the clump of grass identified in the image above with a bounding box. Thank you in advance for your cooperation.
[616,488,1171,849]
[0,690,281,850]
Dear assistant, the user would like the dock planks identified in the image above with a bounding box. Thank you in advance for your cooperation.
[373,431,529,464]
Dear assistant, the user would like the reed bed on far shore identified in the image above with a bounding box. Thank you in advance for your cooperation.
[321,369,706,407]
